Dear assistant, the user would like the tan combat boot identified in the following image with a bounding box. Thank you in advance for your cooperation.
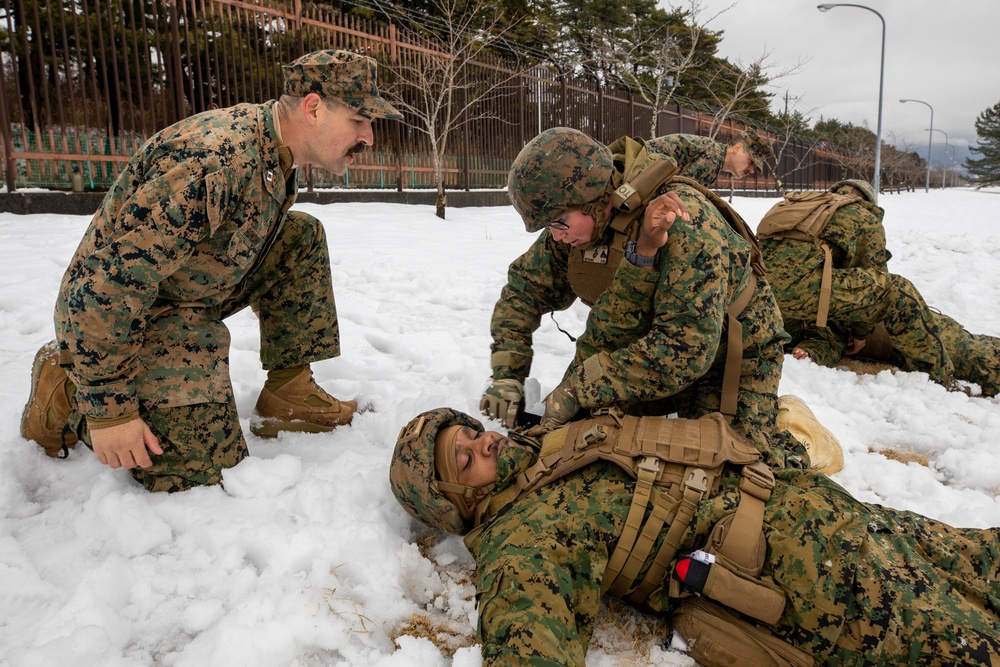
[776,395,844,474]
[250,367,357,438]
[21,340,79,458]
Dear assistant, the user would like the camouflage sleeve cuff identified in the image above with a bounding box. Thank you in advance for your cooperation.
[567,351,614,409]
[617,258,661,286]
[491,350,533,382]
[87,411,140,430]
[72,378,140,421]
[796,339,845,368]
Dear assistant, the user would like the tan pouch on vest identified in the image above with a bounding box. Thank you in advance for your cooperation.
[672,597,813,667]
[668,548,785,625]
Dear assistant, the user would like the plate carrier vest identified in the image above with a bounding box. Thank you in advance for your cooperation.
[468,411,781,614]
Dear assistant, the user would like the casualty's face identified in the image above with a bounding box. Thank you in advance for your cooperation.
[450,426,524,488]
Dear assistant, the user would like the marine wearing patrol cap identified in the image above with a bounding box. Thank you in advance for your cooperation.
[282,50,403,120]
[738,128,774,172]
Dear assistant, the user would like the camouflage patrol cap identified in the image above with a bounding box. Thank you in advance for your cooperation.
[282,50,403,120]
[831,179,877,204]
[738,128,775,171]
[508,127,614,233]
[389,408,485,535]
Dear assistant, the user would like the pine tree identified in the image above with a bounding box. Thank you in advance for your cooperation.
[965,101,1000,187]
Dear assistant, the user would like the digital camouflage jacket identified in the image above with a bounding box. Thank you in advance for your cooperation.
[759,197,891,340]
[645,133,726,186]
[490,179,792,460]
[758,196,976,388]
[489,131,735,389]
[55,103,297,420]
[466,444,1000,666]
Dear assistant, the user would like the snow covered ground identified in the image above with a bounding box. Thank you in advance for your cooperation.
[2,186,999,666]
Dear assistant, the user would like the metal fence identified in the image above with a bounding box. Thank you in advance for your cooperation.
[0,0,896,193]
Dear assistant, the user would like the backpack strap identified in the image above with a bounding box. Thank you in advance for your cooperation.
[624,466,709,603]
[757,191,864,328]
[720,278,755,417]
[668,176,764,417]
[567,141,680,306]
[816,243,834,328]
[602,455,667,596]
[611,154,680,214]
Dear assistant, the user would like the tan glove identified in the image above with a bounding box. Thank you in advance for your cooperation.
[539,383,580,430]
[480,378,524,428]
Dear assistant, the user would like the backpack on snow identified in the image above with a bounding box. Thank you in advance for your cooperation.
[756,191,863,328]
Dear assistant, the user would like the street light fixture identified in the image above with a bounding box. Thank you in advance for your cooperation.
[819,3,886,202]
[900,98,934,193]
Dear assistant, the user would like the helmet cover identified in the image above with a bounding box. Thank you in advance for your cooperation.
[830,178,877,204]
[507,127,614,232]
[389,408,484,534]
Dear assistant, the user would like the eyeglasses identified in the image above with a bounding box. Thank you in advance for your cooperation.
[549,216,570,231]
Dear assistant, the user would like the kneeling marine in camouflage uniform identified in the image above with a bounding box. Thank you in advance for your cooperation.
[485,127,804,468]
[20,50,402,491]
[647,128,774,186]
[390,408,1000,667]
[759,179,1000,396]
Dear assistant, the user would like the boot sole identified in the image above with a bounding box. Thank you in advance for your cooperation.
[21,341,59,437]
[20,341,77,455]
[249,418,349,439]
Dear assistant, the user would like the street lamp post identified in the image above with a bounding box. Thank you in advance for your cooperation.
[818,3,886,201]
[900,98,934,192]
[928,127,949,188]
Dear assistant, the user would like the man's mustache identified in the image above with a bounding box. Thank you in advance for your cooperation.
[347,142,367,157]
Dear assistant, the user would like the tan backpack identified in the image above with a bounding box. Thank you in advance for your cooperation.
[756,191,862,328]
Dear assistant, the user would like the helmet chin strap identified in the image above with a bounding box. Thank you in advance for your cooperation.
[575,189,615,250]
[437,480,494,521]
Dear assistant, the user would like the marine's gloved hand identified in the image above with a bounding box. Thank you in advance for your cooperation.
[539,383,580,430]
[480,378,524,428]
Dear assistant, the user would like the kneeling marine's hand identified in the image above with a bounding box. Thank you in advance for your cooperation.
[539,383,580,430]
[480,378,524,428]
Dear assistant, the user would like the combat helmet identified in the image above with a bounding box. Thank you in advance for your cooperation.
[830,178,877,204]
[507,127,614,232]
[389,408,485,535]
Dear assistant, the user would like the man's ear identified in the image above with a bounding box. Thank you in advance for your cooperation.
[302,93,323,124]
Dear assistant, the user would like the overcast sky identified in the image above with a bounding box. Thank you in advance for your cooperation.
[659,0,1000,170]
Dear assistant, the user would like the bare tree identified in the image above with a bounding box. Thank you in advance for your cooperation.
[770,103,819,194]
[813,119,878,184]
[697,50,803,139]
[610,0,733,139]
[878,133,923,192]
[381,0,531,218]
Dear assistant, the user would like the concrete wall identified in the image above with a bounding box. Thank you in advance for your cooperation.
[0,186,780,217]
